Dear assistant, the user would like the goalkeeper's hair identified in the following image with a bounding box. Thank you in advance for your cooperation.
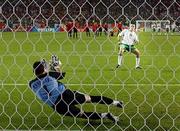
[33,61,45,76]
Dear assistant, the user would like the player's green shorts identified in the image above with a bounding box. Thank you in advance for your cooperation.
[120,44,136,52]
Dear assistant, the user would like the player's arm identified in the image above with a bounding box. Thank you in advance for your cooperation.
[134,33,139,44]
[117,30,124,44]
[49,72,66,80]
[117,33,121,41]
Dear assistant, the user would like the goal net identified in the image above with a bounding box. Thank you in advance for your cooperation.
[0,0,180,130]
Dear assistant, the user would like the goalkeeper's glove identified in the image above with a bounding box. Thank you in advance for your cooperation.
[51,55,62,66]
[41,59,49,72]
[50,55,62,71]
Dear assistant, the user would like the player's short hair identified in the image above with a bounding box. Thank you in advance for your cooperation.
[130,24,135,27]
[33,61,45,76]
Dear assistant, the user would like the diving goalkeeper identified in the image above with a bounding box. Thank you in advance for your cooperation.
[29,55,123,122]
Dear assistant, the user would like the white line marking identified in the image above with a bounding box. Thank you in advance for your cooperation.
[1,83,180,86]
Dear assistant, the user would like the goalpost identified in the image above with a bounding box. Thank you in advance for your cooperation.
[0,0,179,130]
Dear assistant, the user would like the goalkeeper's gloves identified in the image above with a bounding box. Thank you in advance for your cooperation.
[41,59,49,72]
[51,55,62,66]
[50,55,62,71]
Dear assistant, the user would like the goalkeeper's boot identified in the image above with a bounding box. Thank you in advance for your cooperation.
[113,100,123,108]
[116,101,123,108]
[106,113,119,123]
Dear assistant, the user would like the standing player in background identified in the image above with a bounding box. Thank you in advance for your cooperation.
[66,21,73,37]
[103,23,108,36]
[73,20,78,38]
[98,24,103,36]
[157,22,161,33]
[92,22,98,36]
[116,24,142,69]
[151,23,156,32]
[165,22,170,34]
[29,55,123,123]
[171,21,176,33]
[85,23,91,37]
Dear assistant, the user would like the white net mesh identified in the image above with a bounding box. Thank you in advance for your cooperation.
[0,0,180,130]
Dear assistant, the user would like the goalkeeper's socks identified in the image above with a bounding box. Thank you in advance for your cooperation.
[101,113,119,122]
[112,100,123,108]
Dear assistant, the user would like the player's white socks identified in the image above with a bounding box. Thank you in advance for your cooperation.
[118,55,122,66]
[136,57,140,67]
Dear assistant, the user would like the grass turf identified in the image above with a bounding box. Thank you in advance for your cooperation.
[0,32,179,130]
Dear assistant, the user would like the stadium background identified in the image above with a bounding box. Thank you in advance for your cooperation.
[0,0,180,130]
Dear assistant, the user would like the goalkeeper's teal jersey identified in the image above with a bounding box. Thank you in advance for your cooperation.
[29,72,66,107]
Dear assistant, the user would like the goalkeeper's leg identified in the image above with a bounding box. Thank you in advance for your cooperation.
[66,105,119,122]
[53,90,121,122]
[72,91,123,108]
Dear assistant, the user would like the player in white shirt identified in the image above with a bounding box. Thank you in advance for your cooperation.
[157,23,161,32]
[116,24,142,69]
[151,23,156,32]
[165,23,170,33]
[171,22,176,33]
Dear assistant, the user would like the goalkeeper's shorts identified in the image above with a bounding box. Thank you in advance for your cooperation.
[52,89,86,115]
[120,44,136,52]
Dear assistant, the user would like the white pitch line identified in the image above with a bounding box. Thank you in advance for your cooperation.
[1,83,180,87]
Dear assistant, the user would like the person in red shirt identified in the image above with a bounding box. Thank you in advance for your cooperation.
[103,23,108,36]
[85,23,91,37]
[92,22,98,36]
[73,21,78,38]
[117,21,122,35]
[66,21,73,37]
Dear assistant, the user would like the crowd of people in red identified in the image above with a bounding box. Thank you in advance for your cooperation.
[0,0,179,32]
[64,20,123,37]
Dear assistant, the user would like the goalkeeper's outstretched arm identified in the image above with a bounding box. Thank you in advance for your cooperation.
[48,55,66,80]
[49,55,62,72]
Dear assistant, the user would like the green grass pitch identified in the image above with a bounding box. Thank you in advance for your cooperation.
[0,32,179,130]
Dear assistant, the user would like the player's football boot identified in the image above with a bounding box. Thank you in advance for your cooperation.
[136,66,142,69]
[116,65,121,68]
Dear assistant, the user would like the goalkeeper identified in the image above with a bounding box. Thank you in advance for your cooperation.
[29,55,123,122]
[116,24,142,69]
